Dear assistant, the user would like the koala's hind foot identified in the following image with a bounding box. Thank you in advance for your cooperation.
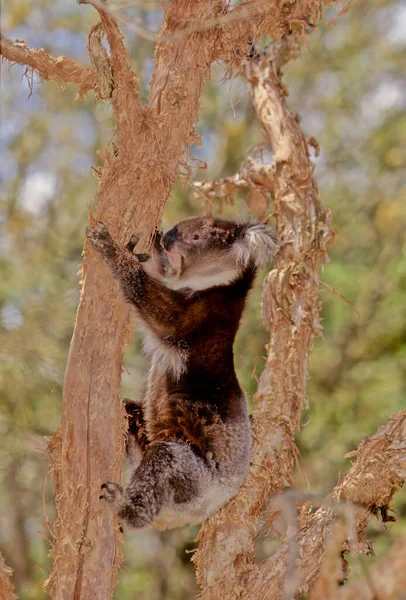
[100,441,209,529]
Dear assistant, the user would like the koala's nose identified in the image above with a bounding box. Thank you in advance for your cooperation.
[162,226,179,251]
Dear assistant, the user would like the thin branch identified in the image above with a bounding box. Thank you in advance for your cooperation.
[330,409,405,534]
[193,171,252,200]
[192,158,275,206]
[0,34,95,98]
[245,410,406,599]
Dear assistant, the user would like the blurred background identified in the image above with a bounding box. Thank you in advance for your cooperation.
[1,0,405,598]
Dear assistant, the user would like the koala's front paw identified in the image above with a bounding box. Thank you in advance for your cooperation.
[100,482,124,508]
[86,222,116,257]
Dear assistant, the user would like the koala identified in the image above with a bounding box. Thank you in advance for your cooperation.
[85,216,277,530]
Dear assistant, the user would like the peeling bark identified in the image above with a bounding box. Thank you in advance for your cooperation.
[0,552,15,600]
[245,410,406,599]
[194,33,332,600]
[42,1,229,597]
[0,34,95,98]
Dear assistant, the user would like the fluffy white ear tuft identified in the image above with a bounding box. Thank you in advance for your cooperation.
[234,222,278,268]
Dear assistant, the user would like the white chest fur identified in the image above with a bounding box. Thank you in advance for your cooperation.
[137,320,187,380]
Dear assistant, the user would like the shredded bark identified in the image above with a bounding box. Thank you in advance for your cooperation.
[0,553,15,600]
[42,1,240,598]
[0,34,95,99]
[87,23,113,101]
[245,410,406,599]
[194,33,333,600]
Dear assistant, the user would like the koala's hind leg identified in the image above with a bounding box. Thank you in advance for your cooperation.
[100,441,208,529]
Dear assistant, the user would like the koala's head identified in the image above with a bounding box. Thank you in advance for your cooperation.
[144,216,277,292]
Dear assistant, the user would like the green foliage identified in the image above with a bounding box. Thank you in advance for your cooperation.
[1,0,405,597]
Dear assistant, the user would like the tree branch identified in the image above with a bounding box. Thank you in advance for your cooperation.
[194,33,333,599]
[246,410,406,599]
[153,0,334,65]
[193,170,252,200]
[192,159,275,203]
[0,552,16,600]
[41,1,234,598]
[0,34,95,98]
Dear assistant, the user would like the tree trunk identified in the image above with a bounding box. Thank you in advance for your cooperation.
[44,2,228,597]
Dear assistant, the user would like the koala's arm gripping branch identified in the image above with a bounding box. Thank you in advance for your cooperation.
[86,222,205,336]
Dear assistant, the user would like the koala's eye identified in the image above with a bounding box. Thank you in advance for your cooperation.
[192,233,200,241]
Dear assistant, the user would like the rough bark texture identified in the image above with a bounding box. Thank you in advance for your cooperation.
[41,1,231,598]
[245,410,406,599]
[180,0,334,64]
[0,553,15,600]
[194,34,332,600]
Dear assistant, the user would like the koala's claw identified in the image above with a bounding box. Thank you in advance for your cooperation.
[100,482,124,505]
[126,234,150,263]
[86,222,115,255]
[136,253,150,262]
[126,234,140,253]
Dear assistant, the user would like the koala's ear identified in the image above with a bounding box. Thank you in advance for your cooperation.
[235,222,278,268]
